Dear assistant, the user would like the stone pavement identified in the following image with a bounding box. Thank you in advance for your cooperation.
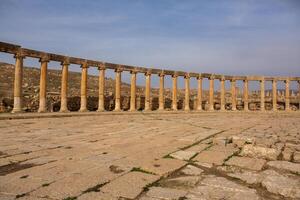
[0,112,299,200]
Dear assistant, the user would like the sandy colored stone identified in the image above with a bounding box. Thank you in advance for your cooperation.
[144,187,187,199]
[161,176,200,188]
[293,151,300,163]
[77,192,118,200]
[267,161,300,174]
[194,149,235,166]
[181,165,204,176]
[170,150,197,161]
[225,156,266,171]
[240,144,280,160]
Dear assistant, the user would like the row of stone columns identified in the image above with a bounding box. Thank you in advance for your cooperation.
[10,54,300,113]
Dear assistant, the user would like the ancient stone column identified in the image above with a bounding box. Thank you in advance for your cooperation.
[97,64,105,112]
[231,79,236,111]
[209,75,214,111]
[184,74,190,111]
[243,79,249,111]
[38,57,49,113]
[285,79,290,111]
[298,81,300,111]
[260,78,265,111]
[145,72,151,111]
[129,70,137,111]
[172,74,178,111]
[12,53,24,113]
[220,76,226,111]
[158,72,165,111]
[79,62,88,112]
[197,75,203,111]
[59,60,69,112]
[114,68,122,111]
[272,79,277,111]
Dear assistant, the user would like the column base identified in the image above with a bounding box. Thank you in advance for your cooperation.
[129,109,137,112]
[79,108,88,112]
[11,108,23,113]
[59,108,70,113]
[38,109,47,113]
[114,109,121,112]
[97,108,105,112]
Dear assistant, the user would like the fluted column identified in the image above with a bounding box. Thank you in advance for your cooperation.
[220,76,225,111]
[114,68,122,111]
[184,74,190,111]
[158,72,165,111]
[172,74,178,110]
[38,57,49,113]
[243,79,249,111]
[129,70,137,111]
[197,75,203,111]
[285,79,290,111]
[260,78,265,111]
[97,64,105,112]
[60,60,69,112]
[145,72,151,111]
[79,62,88,112]
[12,53,24,113]
[209,75,214,111]
[272,79,277,111]
[231,79,236,111]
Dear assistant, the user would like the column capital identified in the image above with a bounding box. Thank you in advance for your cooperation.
[80,61,89,68]
[172,72,178,78]
[220,75,226,81]
[260,76,265,82]
[209,74,215,80]
[115,66,124,73]
[130,69,139,74]
[61,58,70,66]
[14,50,26,59]
[284,78,290,83]
[272,78,278,82]
[39,55,50,63]
[158,70,165,77]
[184,73,190,79]
[97,63,106,70]
[197,74,202,80]
[230,77,236,82]
[145,70,151,76]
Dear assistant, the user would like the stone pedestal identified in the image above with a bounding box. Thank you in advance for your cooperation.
[79,62,88,112]
[12,54,24,113]
[38,57,49,113]
[60,61,69,112]
[97,65,105,112]
[172,74,178,110]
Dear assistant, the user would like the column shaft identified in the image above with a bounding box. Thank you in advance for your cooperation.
[114,69,122,111]
[272,80,277,111]
[158,74,164,111]
[12,55,24,113]
[209,77,214,111]
[172,75,178,110]
[298,81,300,110]
[231,80,236,111]
[38,58,48,112]
[243,80,249,111]
[60,62,69,112]
[220,78,225,111]
[184,75,190,111]
[285,79,290,111]
[97,66,105,111]
[130,71,137,111]
[79,63,88,112]
[197,77,203,110]
[260,79,265,111]
[145,73,151,111]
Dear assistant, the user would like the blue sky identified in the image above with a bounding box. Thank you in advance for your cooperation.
[0,0,299,89]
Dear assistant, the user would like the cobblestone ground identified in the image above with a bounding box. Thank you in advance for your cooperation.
[0,112,299,200]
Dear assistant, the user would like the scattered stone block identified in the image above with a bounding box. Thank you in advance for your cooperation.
[181,165,204,176]
[225,156,266,171]
[267,161,300,174]
[170,150,197,161]
[240,144,280,160]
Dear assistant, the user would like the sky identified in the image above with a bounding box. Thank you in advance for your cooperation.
[0,0,300,89]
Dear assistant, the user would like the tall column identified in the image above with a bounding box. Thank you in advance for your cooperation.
[129,70,137,111]
[12,53,24,113]
[97,64,105,112]
[145,72,151,111]
[172,74,178,110]
[285,79,290,111]
[298,81,300,111]
[197,76,203,111]
[79,62,88,112]
[220,76,225,111]
[38,57,49,113]
[260,78,265,111]
[158,72,165,111]
[243,79,249,111]
[272,79,277,111]
[209,76,214,111]
[231,79,236,111]
[114,68,122,111]
[60,61,69,112]
[184,74,190,111]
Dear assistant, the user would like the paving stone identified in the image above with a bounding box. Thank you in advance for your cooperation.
[186,143,210,153]
[267,161,300,174]
[161,176,200,188]
[144,186,187,199]
[181,165,204,176]
[225,156,266,171]
[240,144,280,160]
[282,148,293,161]
[170,150,197,161]
[141,158,186,176]
[293,151,300,163]
[77,191,118,200]
[101,172,160,199]
[194,150,234,166]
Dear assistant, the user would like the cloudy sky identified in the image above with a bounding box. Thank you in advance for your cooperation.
[0,0,299,88]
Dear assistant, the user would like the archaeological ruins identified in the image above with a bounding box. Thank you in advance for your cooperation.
[0,41,299,113]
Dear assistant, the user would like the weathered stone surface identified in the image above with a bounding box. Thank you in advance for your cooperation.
[77,191,118,200]
[143,187,187,199]
[161,176,200,188]
[293,151,300,163]
[240,144,280,160]
[170,150,197,161]
[228,171,263,185]
[225,156,266,171]
[181,165,204,176]
[282,148,293,161]
[267,161,300,174]
[231,135,255,148]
